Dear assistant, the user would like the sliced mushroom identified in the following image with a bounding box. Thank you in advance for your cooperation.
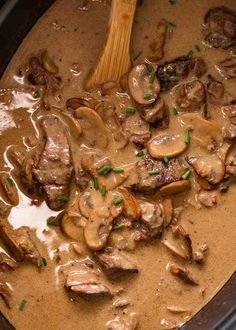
[112,130,129,150]
[140,98,169,127]
[167,306,191,314]
[41,50,59,74]
[74,107,109,149]
[162,198,173,228]
[118,187,141,221]
[84,206,113,251]
[128,64,160,105]
[79,190,123,219]
[160,180,190,196]
[187,154,225,185]
[0,173,19,206]
[61,213,86,241]
[148,134,188,159]
[169,264,198,285]
[180,114,223,149]
[163,225,192,261]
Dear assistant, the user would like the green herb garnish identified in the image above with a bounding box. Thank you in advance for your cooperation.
[57,194,69,202]
[97,166,113,176]
[41,257,47,267]
[204,32,212,41]
[169,0,177,4]
[113,167,124,173]
[149,72,156,84]
[143,93,152,100]
[101,185,107,197]
[113,196,124,205]
[47,217,60,227]
[135,150,145,157]
[195,44,201,52]
[163,156,169,164]
[172,107,178,115]
[187,49,194,57]
[112,224,125,231]
[125,107,136,114]
[93,176,99,190]
[185,130,191,144]
[168,21,176,28]
[145,63,152,72]
[148,169,160,175]
[19,299,27,311]
[42,135,47,141]
[6,176,14,187]
[181,168,191,180]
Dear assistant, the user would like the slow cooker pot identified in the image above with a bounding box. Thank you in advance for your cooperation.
[0,1,235,329]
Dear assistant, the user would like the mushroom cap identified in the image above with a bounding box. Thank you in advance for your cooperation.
[128,64,160,105]
[148,134,188,159]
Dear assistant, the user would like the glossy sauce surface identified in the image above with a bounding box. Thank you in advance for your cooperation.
[0,0,236,329]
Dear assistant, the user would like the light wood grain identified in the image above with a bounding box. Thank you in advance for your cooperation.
[85,0,137,90]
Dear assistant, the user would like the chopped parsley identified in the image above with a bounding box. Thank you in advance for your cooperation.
[185,130,191,144]
[113,196,124,206]
[148,169,160,175]
[6,176,14,187]
[149,72,156,84]
[93,176,99,190]
[172,107,178,115]
[113,167,124,173]
[125,107,136,114]
[187,49,194,57]
[169,0,177,5]
[41,257,47,267]
[112,224,125,231]
[97,166,113,176]
[57,194,69,202]
[143,93,152,100]
[19,299,27,311]
[145,63,153,72]
[101,185,107,197]
[135,150,145,157]
[47,217,60,227]
[163,156,169,164]
[167,21,176,28]
[195,44,201,52]
[181,168,191,180]
[204,32,212,41]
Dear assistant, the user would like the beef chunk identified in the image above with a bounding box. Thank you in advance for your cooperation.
[0,218,41,267]
[33,115,73,210]
[133,201,164,241]
[106,313,138,330]
[217,57,236,79]
[95,247,138,278]
[224,103,236,139]
[127,154,185,194]
[157,56,191,91]
[197,191,217,207]
[0,252,17,271]
[65,262,112,299]
[0,281,12,308]
[27,56,61,92]
[175,80,206,111]
[190,57,208,78]
[205,74,233,105]
[204,7,236,49]
[140,98,169,127]
[123,113,151,147]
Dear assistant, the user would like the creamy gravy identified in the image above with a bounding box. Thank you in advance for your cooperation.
[0,0,236,329]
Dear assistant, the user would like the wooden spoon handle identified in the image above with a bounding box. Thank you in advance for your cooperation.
[85,0,137,90]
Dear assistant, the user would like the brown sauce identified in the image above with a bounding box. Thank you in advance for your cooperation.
[0,0,236,329]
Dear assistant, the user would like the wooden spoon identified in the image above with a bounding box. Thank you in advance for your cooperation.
[85,0,137,90]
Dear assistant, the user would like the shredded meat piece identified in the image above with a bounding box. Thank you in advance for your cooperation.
[217,57,236,79]
[0,218,41,267]
[140,98,169,128]
[175,80,206,111]
[197,191,217,207]
[65,261,112,299]
[204,7,236,50]
[126,154,185,194]
[95,247,138,278]
[33,115,73,210]
[223,104,236,139]
[0,252,17,271]
[157,56,191,91]
[169,264,199,285]
[133,201,164,241]
[193,243,208,263]
[106,313,138,330]
[0,281,12,308]
[190,57,208,78]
